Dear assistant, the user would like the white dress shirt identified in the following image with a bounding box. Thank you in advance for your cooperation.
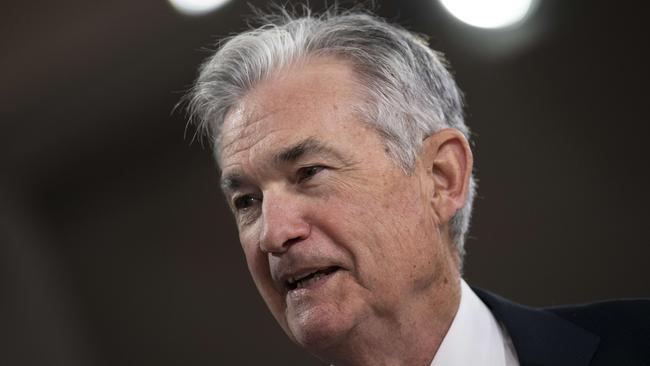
[430,279,520,366]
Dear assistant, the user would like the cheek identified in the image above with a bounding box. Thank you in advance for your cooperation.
[241,241,266,283]
[238,228,298,340]
[319,180,437,289]
[239,230,279,305]
[314,194,392,274]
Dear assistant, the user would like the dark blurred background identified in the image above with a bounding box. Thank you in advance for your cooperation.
[2,0,649,365]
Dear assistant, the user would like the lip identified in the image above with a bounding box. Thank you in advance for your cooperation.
[286,267,342,297]
[277,265,343,293]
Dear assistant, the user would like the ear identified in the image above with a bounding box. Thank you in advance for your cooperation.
[419,128,473,225]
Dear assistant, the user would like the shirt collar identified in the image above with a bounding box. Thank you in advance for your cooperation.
[430,279,518,366]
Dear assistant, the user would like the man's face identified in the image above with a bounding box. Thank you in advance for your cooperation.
[219,57,457,351]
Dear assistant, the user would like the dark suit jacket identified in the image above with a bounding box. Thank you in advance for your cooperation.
[474,288,650,366]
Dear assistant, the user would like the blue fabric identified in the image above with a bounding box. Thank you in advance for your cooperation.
[473,288,650,366]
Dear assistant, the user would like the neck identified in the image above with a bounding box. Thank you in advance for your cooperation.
[318,265,461,366]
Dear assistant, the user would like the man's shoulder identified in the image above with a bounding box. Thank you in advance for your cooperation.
[545,299,650,363]
[546,297,650,335]
[473,287,650,366]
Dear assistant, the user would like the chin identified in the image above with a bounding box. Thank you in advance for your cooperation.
[287,304,353,351]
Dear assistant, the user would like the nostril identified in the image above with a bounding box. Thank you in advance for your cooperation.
[284,236,305,247]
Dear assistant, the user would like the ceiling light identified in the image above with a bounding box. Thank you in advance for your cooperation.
[168,0,230,16]
[439,0,537,29]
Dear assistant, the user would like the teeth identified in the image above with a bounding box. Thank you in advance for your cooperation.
[288,271,317,285]
[286,267,339,290]
[296,272,326,289]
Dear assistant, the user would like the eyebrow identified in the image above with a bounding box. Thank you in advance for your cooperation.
[220,137,343,194]
[220,174,243,193]
[273,137,337,164]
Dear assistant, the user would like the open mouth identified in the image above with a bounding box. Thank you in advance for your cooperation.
[285,266,341,291]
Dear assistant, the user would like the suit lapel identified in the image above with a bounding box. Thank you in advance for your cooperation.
[473,288,600,366]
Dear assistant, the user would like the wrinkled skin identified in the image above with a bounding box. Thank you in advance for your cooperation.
[218,57,471,366]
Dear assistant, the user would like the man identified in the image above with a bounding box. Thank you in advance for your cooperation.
[184,8,650,366]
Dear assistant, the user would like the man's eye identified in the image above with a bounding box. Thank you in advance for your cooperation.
[233,195,259,210]
[297,165,324,183]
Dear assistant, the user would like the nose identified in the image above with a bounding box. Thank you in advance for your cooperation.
[258,190,310,254]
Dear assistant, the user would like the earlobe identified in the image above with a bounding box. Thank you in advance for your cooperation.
[421,129,473,225]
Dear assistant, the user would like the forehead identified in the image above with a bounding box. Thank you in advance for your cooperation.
[217,57,365,170]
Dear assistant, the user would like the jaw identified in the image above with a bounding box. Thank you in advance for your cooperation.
[283,269,360,349]
[301,260,461,366]
[255,261,462,366]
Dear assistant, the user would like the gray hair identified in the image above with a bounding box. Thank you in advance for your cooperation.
[185,7,476,260]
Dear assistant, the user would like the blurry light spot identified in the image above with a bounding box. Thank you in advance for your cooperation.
[168,0,230,16]
[439,0,537,29]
